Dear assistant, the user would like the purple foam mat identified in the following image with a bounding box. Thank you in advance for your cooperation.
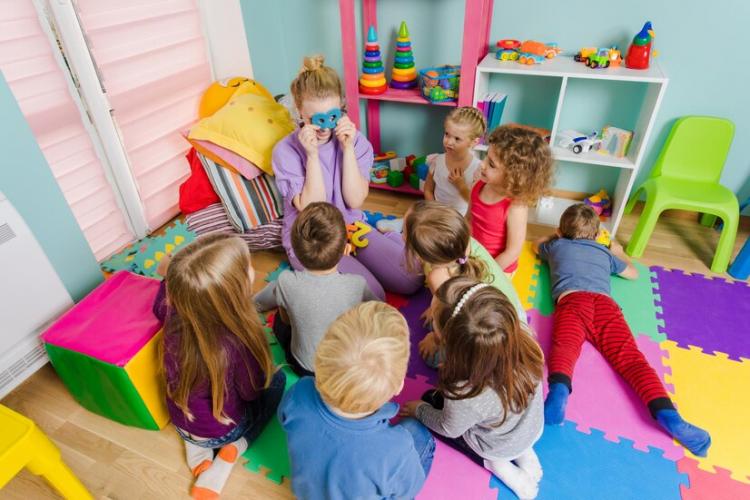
[399,287,439,385]
[653,267,750,361]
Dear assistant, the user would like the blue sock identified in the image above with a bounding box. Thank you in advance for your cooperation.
[544,383,569,425]
[656,409,712,457]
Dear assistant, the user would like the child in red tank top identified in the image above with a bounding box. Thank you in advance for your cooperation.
[468,126,554,273]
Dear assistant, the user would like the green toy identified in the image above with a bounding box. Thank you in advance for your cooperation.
[387,171,404,188]
[409,173,420,190]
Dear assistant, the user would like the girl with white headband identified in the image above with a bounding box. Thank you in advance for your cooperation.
[400,276,545,499]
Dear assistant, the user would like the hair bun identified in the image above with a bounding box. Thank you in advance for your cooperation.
[301,55,325,73]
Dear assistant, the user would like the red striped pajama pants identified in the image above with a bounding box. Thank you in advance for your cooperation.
[549,291,669,407]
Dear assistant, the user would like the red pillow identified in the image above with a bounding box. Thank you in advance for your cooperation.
[179,148,220,214]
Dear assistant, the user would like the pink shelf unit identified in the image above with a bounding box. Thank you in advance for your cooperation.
[338,0,494,153]
[369,181,424,197]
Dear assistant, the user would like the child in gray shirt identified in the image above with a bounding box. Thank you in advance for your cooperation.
[255,202,378,375]
[401,276,545,500]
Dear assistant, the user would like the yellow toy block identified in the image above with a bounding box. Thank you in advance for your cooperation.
[662,341,750,483]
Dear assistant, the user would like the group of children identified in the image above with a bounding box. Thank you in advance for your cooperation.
[155,57,711,500]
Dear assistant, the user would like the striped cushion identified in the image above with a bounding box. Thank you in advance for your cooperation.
[198,152,283,231]
[185,203,283,252]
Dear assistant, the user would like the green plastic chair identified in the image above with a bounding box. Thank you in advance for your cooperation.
[625,116,738,273]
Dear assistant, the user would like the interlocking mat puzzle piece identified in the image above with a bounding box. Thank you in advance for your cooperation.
[513,241,540,310]
[654,267,750,362]
[495,421,688,499]
[528,309,684,460]
[530,260,554,316]
[677,457,750,500]
[398,287,438,385]
[663,341,750,483]
[490,421,688,499]
[678,457,750,499]
[611,262,664,342]
[419,440,498,500]
[265,260,291,282]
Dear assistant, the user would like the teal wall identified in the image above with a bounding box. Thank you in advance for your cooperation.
[241,0,750,208]
[0,73,103,301]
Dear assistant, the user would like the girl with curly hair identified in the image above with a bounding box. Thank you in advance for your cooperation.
[468,125,554,275]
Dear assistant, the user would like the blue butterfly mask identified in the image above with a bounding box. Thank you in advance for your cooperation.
[310,108,342,129]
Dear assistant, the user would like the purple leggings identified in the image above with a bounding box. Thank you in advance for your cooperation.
[286,224,422,300]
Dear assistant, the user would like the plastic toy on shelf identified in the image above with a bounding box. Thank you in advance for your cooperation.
[585,189,612,219]
[495,39,520,61]
[557,130,602,154]
[390,22,418,89]
[625,21,655,70]
[368,152,426,195]
[419,65,460,103]
[574,47,622,69]
[359,26,387,95]
[517,40,561,65]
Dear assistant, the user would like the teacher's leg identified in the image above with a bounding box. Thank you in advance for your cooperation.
[355,227,423,295]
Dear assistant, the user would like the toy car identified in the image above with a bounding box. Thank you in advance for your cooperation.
[575,47,623,69]
[517,41,561,65]
[557,130,602,154]
[496,39,521,61]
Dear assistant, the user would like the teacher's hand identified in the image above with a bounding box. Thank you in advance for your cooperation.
[298,124,319,156]
[335,115,356,149]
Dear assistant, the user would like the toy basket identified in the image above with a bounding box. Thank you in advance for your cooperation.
[419,65,460,103]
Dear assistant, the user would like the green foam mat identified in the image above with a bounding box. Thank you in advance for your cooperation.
[610,262,665,342]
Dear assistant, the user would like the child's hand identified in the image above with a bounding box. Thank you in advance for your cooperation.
[399,400,424,417]
[420,303,434,326]
[334,115,356,148]
[419,331,440,359]
[448,168,467,188]
[298,124,319,156]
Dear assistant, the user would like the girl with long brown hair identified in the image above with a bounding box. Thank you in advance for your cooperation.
[153,233,284,498]
[400,276,545,499]
[403,200,526,367]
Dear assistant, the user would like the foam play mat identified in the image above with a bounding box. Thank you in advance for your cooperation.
[242,256,750,498]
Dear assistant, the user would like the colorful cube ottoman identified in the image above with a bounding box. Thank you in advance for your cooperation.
[41,271,168,430]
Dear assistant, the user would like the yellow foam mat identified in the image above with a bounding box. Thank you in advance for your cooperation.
[513,241,540,311]
[662,340,750,483]
[125,330,170,429]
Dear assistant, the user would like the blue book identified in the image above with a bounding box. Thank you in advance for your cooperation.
[489,94,507,130]
[485,93,496,129]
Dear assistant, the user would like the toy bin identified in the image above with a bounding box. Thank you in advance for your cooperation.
[419,66,460,103]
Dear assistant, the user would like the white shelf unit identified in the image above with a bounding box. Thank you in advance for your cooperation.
[472,54,668,236]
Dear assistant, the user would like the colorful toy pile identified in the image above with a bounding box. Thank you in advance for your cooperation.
[390,21,418,89]
[584,189,612,219]
[359,26,387,95]
[419,65,460,103]
[369,152,429,192]
[574,47,622,69]
[496,39,561,65]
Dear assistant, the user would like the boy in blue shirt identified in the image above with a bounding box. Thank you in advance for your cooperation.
[279,301,435,499]
[533,204,711,457]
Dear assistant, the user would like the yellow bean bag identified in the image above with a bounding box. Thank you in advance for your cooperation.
[189,93,294,176]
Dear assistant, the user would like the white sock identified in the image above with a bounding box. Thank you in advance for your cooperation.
[484,459,539,499]
[192,437,248,499]
[185,441,213,477]
[514,448,543,483]
[376,218,404,233]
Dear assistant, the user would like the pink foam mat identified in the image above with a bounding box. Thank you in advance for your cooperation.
[678,457,750,499]
[528,309,684,461]
[42,271,163,366]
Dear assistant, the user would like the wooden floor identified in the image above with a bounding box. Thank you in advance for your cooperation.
[2,190,748,499]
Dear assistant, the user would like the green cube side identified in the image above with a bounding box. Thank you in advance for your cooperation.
[45,343,159,430]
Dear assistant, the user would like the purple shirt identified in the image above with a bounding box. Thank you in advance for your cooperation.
[272,130,374,255]
[153,282,265,438]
